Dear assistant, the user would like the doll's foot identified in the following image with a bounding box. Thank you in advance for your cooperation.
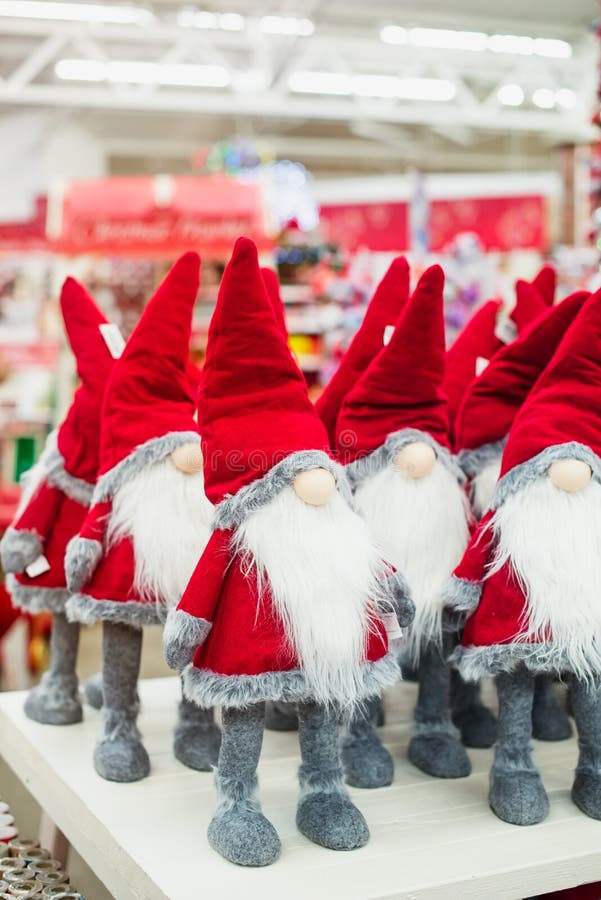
[173,703,221,771]
[409,724,471,778]
[83,673,104,710]
[264,701,298,731]
[24,674,82,726]
[453,702,497,749]
[342,729,394,788]
[489,769,549,825]
[532,685,572,742]
[572,773,601,820]
[93,706,150,782]
[208,808,281,866]
[297,792,369,850]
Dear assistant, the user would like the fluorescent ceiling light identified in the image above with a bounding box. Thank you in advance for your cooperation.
[289,70,455,101]
[177,8,244,30]
[380,23,571,59]
[555,88,576,108]
[533,38,571,59]
[259,15,314,36]
[0,1,154,24]
[396,77,455,101]
[497,83,524,106]
[532,87,556,109]
[380,25,406,44]
[55,58,231,87]
[288,71,352,95]
[352,74,402,98]
[409,27,487,52]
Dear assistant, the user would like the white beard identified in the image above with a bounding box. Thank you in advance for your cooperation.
[490,475,601,682]
[107,458,213,609]
[234,486,387,710]
[354,461,471,663]
[471,456,502,519]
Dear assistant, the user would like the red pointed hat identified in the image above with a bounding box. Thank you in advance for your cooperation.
[315,256,410,447]
[511,279,547,333]
[455,290,590,472]
[336,265,453,478]
[532,264,556,307]
[199,237,336,515]
[96,252,201,494]
[260,267,288,338]
[57,277,117,484]
[494,287,601,504]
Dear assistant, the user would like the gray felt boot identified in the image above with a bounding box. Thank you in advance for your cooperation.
[208,703,281,867]
[489,668,548,826]
[451,670,497,749]
[570,677,601,820]
[93,622,150,783]
[532,675,573,742]
[173,691,221,771]
[341,695,394,788]
[408,638,471,778]
[264,700,298,731]
[297,701,369,851]
[24,613,82,726]
[83,672,104,710]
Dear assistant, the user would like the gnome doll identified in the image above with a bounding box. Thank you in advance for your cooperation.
[65,252,220,782]
[163,238,410,867]
[0,278,118,724]
[444,287,601,825]
[335,265,476,781]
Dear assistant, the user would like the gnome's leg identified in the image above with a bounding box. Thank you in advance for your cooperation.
[451,669,497,749]
[489,667,549,825]
[173,677,221,771]
[570,676,601,819]
[93,622,150,783]
[82,672,104,710]
[208,703,281,867]
[532,674,573,742]
[264,700,299,731]
[341,695,394,788]
[24,612,82,726]
[408,635,471,778]
[297,700,369,850]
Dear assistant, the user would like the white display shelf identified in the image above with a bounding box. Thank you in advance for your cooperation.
[0,677,600,900]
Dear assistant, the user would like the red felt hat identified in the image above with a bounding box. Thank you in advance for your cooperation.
[455,291,590,466]
[532,264,556,307]
[511,279,547,333]
[315,256,410,447]
[335,265,449,465]
[57,277,117,484]
[498,287,601,487]
[260,267,288,338]
[98,252,201,482]
[199,237,332,506]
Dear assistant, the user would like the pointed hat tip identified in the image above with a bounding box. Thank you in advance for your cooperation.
[172,250,201,276]
[419,263,444,290]
[232,235,259,260]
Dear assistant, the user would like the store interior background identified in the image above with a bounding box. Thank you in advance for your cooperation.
[0,1,598,896]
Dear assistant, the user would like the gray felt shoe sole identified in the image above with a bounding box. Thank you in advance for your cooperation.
[208,810,281,867]
[342,735,394,788]
[93,738,150,783]
[572,773,601,820]
[408,732,471,778]
[264,701,298,731]
[296,793,369,850]
[489,770,549,825]
[24,684,83,726]
[453,704,498,749]
[173,724,222,772]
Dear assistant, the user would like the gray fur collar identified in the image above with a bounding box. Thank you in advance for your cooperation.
[5,575,69,614]
[450,641,592,682]
[94,431,200,502]
[492,442,601,509]
[213,450,351,530]
[458,438,507,479]
[345,428,465,488]
[45,445,94,506]
[65,593,162,627]
[182,652,400,710]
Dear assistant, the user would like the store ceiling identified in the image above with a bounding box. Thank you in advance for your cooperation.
[0,0,597,179]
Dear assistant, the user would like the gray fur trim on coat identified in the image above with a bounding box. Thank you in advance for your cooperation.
[458,438,507,479]
[65,537,103,593]
[163,609,212,670]
[5,575,69,614]
[66,593,162,627]
[345,428,465,488]
[0,528,43,573]
[441,576,482,632]
[450,642,590,682]
[45,445,94,506]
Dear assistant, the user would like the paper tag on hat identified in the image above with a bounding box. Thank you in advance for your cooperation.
[25,555,51,578]
[383,325,395,346]
[99,323,126,359]
[494,315,517,345]
[380,611,403,641]
[475,356,490,377]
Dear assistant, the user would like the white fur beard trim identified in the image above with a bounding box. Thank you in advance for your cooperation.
[107,458,213,609]
[490,475,601,682]
[354,461,470,664]
[234,486,387,711]
[471,457,502,519]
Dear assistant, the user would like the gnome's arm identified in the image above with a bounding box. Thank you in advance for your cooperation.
[163,527,233,670]
[0,480,64,573]
[65,500,112,592]
[382,569,415,627]
[442,510,495,630]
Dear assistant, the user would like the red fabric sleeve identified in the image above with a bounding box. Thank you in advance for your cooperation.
[13,480,64,547]
[453,509,495,585]
[78,500,112,544]
[177,528,233,622]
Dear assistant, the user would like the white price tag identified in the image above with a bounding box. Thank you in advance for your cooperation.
[381,611,403,641]
[475,356,490,377]
[99,323,126,359]
[383,325,395,346]
[25,555,51,578]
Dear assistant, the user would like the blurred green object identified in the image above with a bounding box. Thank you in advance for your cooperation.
[14,436,36,483]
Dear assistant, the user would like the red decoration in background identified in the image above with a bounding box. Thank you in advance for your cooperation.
[0,197,47,251]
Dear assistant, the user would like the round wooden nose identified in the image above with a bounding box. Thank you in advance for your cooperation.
[293,468,336,506]
[394,441,436,479]
[548,458,592,493]
[170,442,203,474]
